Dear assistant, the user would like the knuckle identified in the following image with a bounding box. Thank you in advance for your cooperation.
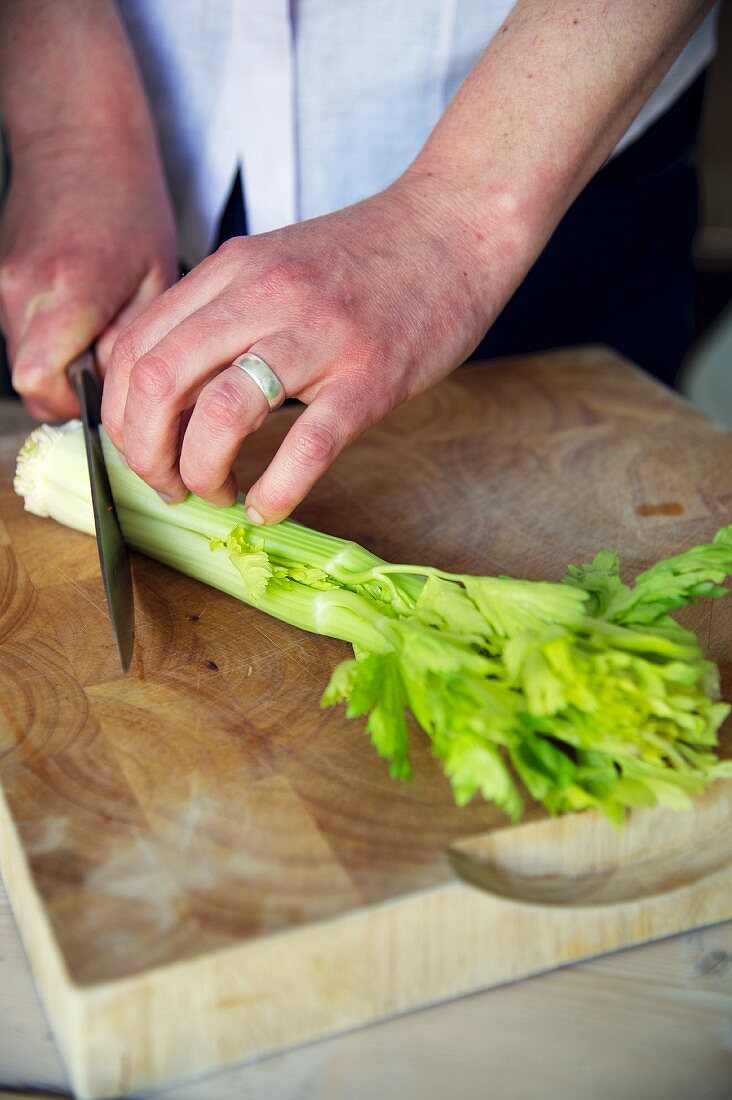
[109,327,143,376]
[38,251,88,298]
[301,297,366,349]
[0,257,50,324]
[12,370,44,399]
[0,257,23,301]
[215,236,245,264]
[347,373,392,422]
[200,293,245,327]
[102,414,124,447]
[125,452,158,481]
[291,421,338,469]
[47,253,78,292]
[255,479,289,516]
[325,286,361,326]
[100,390,124,443]
[260,256,313,296]
[369,388,395,423]
[198,380,251,431]
[0,248,95,306]
[179,462,214,497]
[179,445,225,498]
[179,463,204,494]
[146,262,173,298]
[130,352,176,401]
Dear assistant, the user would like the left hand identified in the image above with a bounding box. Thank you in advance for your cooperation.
[102,175,519,523]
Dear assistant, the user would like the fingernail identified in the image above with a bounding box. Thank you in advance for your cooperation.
[157,491,177,504]
[118,453,129,468]
[246,505,265,525]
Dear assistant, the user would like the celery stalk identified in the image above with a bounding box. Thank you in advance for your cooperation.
[14,420,732,822]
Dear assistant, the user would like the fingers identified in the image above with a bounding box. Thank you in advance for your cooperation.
[102,239,256,431]
[176,365,270,506]
[95,265,171,370]
[177,333,311,506]
[245,387,368,524]
[0,249,171,423]
[9,296,103,421]
[108,296,270,501]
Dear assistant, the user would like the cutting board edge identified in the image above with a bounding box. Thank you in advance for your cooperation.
[47,881,732,1099]
[3,774,731,1100]
[0,782,86,1088]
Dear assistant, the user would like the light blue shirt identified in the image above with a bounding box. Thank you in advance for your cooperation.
[118,1,720,268]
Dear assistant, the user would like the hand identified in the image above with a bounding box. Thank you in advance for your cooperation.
[102,175,519,523]
[0,130,177,421]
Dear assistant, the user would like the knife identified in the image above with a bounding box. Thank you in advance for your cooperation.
[67,352,135,671]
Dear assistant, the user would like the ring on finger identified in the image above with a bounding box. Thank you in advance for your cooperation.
[231,352,285,411]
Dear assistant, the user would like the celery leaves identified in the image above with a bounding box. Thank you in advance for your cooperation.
[320,529,732,822]
[210,525,273,602]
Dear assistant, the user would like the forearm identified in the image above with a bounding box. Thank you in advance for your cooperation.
[0,0,158,159]
[0,1,176,420]
[405,0,714,295]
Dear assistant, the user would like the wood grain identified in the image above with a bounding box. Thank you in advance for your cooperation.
[449,776,732,905]
[1,348,731,1099]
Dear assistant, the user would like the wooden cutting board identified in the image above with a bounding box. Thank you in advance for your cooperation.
[1,347,731,1100]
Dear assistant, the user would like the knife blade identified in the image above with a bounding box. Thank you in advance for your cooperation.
[67,352,135,671]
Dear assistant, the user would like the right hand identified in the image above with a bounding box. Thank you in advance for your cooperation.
[0,129,177,421]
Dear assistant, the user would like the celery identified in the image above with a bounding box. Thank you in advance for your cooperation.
[14,420,732,822]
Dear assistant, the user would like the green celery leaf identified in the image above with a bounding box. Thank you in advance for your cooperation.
[210,524,273,602]
[284,562,340,590]
[321,652,411,779]
[463,575,588,639]
[502,629,569,716]
[509,733,577,801]
[413,574,493,642]
[435,735,524,819]
[611,524,732,626]
[562,549,629,617]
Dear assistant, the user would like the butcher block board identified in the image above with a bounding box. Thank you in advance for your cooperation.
[0,347,731,1100]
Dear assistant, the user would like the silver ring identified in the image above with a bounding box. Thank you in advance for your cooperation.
[231,353,285,410]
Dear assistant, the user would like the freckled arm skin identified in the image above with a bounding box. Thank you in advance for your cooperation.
[404,0,715,302]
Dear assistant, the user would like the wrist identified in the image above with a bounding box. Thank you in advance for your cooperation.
[9,122,156,174]
[392,161,549,336]
[0,0,160,171]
